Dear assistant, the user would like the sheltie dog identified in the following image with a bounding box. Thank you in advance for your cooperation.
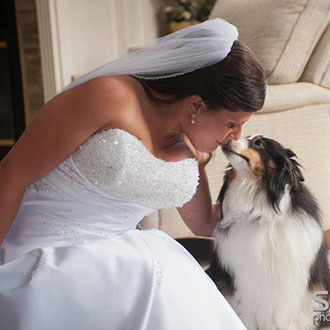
[206,135,330,330]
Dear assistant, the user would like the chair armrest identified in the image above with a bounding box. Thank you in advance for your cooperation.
[260,83,330,114]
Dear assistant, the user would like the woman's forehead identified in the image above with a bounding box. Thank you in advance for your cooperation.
[220,109,253,123]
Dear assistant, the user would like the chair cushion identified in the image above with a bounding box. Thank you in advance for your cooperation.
[300,24,330,89]
[209,0,330,84]
[261,83,330,114]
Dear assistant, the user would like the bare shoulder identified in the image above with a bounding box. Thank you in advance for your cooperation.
[89,76,150,137]
[43,76,136,131]
[83,75,136,99]
[71,76,137,125]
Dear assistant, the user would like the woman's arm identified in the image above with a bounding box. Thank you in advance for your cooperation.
[177,167,219,237]
[0,164,28,245]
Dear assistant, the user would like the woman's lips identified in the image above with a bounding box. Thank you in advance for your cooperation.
[217,141,225,147]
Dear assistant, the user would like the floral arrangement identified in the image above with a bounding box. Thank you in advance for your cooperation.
[163,0,217,24]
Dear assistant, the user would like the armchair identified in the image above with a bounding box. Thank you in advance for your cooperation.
[140,0,330,262]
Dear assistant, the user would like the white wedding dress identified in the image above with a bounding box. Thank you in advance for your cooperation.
[0,128,246,330]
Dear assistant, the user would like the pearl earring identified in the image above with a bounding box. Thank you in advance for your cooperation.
[191,113,197,124]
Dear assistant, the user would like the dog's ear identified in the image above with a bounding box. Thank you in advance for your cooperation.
[285,148,304,183]
[284,148,304,183]
[267,162,290,214]
[290,158,304,183]
[286,148,296,159]
[267,151,304,213]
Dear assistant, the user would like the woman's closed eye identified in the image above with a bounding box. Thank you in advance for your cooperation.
[228,122,238,129]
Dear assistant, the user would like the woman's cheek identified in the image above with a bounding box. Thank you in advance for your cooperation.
[219,128,230,140]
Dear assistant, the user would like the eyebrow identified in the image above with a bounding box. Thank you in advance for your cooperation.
[227,115,249,126]
[232,120,247,126]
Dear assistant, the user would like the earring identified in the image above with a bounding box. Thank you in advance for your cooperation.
[191,113,197,124]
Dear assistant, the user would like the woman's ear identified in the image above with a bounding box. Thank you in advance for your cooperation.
[190,95,207,115]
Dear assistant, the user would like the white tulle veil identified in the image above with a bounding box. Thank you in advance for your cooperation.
[59,18,238,94]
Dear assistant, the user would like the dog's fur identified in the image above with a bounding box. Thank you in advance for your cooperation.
[206,135,330,330]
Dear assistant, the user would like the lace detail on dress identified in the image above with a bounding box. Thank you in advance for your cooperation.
[32,158,90,201]
[30,251,49,281]
[32,180,68,201]
[155,260,164,289]
[39,217,119,242]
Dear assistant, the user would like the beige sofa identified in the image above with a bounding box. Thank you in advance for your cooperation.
[140,0,330,241]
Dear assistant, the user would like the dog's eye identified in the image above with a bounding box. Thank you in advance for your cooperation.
[254,139,263,147]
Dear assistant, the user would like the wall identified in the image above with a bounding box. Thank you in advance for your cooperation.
[36,0,166,102]
[14,0,44,122]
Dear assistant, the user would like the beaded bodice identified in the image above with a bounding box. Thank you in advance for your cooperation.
[32,128,200,209]
[3,129,200,260]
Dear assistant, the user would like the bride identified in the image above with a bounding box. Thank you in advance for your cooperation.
[0,19,265,329]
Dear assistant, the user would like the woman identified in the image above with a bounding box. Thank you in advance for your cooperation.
[0,19,265,329]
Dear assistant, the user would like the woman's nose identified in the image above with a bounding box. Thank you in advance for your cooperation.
[229,126,242,141]
[234,127,242,140]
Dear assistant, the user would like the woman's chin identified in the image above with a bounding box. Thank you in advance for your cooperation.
[187,138,217,154]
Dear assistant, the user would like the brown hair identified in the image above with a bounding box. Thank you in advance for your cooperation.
[130,39,266,113]
[131,40,266,167]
